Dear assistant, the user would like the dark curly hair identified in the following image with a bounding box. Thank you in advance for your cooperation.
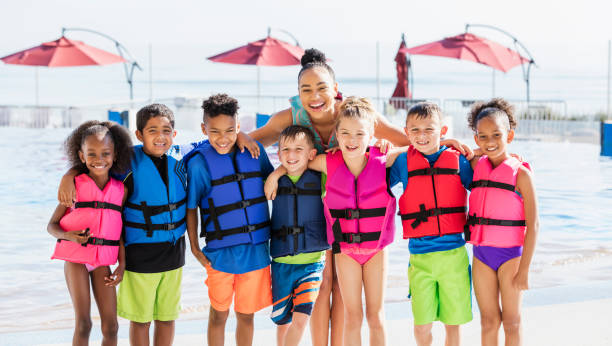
[202,93,239,122]
[467,98,517,132]
[279,125,316,149]
[298,48,336,83]
[136,103,175,132]
[64,120,133,175]
[406,102,443,123]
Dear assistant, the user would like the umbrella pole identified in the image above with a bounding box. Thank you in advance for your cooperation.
[376,41,381,109]
[35,67,39,107]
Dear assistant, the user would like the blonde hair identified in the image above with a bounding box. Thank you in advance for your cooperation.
[336,96,377,132]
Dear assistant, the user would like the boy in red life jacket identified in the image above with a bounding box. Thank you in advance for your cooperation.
[388,102,474,346]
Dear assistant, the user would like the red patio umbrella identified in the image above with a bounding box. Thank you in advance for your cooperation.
[1,30,138,104]
[208,28,305,102]
[402,33,529,73]
[391,34,412,109]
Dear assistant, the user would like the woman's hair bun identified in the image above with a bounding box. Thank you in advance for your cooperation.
[301,48,326,67]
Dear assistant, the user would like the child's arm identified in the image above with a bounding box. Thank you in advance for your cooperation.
[187,208,210,268]
[247,109,293,147]
[308,154,327,173]
[514,166,539,290]
[47,203,90,244]
[373,113,411,147]
[385,146,410,167]
[440,138,474,159]
[105,188,129,286]
[57,168,80,207]
[235,132,261,159]
[264,165,287,201]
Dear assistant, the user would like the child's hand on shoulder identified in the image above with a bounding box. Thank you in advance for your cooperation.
[58,174,77,207]
[373,138,393,154]
[237,132,260,159]
[513,269,529,291]
[441,138,474,160]
[104,264,125,287]
[325,146,340,154]
[264,176,279,200]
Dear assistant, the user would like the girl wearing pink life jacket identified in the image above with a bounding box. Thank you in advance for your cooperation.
[266,97,406,346]
[467,99,539,346]
[47,121,132,346]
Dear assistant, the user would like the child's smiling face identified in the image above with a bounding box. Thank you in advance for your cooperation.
[474,115,514,161]
[336,117,373,159]
[136,115,176,157]
[278,135,317,177]
[78,133,115,177]
[201,114,239,155]
[404,114,447,156]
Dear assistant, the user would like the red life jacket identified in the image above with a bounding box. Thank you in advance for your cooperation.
[398,147,467,239]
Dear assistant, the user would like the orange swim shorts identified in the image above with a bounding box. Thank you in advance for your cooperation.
[205,264,272,314]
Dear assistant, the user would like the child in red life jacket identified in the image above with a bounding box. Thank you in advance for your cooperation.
[266,97,407,346]
[47,120,132,345]
[388,102,474,346]
[467,99,538,346]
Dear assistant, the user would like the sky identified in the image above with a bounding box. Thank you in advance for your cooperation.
[0,0,610,112]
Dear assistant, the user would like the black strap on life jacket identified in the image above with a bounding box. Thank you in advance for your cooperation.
[204,220,271,241]
[469,180,516,192]
[124,198,187,237]
[200,196,267,218]
[210,171,261,186]
[276,186,322,196]
[74,201,122,212]
[400,204,466,229]
[466,214,526,227]
[328,207,386,254]
[57,236,120,247]
[407,167,459,178]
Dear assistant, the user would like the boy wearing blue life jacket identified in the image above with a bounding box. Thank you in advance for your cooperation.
[389,102,473,346]
[268,125,329,346]
[185,94,273,346]
[57,103,189,345]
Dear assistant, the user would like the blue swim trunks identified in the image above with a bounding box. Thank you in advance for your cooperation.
[270,261,325,325]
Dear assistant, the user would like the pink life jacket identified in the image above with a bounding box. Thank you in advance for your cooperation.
[52,174,124,266]
[323,147,396,258]
[467,156,530,247]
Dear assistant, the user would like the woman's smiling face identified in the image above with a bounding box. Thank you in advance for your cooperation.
[298,67,338,120]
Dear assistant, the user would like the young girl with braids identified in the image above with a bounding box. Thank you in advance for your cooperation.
[467,99,538,346]
[48,120,132,345]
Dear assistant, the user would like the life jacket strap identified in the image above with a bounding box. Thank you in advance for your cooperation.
[340,232,380,244]
[125,198,187,216]
[210,171,262,186]
[74,201,122,212]
[467,214,526,227]
[407,167,459,178]
[57,237,120,247]
[201,196,268,216]
[123,217,186,232]
[272,226,304,254]
[276,186,322,196]
[329,207,387,220]
[400,204,466,229]
[469,180,516,192]
[203,220,271,241]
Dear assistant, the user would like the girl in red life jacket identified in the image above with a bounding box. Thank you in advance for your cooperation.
[47,121,132,346]
[266,97,407,346]
[467,99,539,346]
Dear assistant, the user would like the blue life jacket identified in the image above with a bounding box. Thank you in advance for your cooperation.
[123,146,187,246]
[187,141,271,249]
[270,170,329,258]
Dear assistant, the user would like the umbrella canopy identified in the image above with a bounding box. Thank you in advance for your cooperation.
[392,37,411,101]
[208,36,304,66]
[401,33,529,73]
[1,36,126,67]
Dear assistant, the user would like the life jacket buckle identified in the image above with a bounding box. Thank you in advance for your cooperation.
[168,203,177,211]
[346,209,360,219]
[235,173,245,181]
[288,226,302,235]
[349,233,361,243]
[244,225,256,232]
[240,200,251,209]
[288,187,299,195]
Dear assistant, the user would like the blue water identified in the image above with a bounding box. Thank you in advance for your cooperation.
[1,127,612,335]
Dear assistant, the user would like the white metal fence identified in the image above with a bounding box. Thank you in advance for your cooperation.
[0,96,601,144]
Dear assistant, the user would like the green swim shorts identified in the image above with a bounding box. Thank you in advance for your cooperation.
[408,246,472,325]
[118,267,182,323]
